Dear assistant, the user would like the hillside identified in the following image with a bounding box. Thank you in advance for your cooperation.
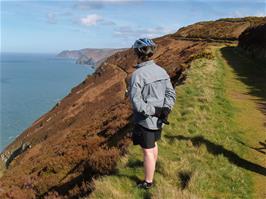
[173,17,266,42]
[0,17,265,199]
[239,23,266,60]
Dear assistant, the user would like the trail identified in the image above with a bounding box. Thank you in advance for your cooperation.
[219,46,266,198]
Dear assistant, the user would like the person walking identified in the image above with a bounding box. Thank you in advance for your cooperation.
[128,38,176,189]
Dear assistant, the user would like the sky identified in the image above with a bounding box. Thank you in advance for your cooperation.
[1,0,265,54]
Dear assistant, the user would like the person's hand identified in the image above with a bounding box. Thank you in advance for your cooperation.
[154,106,171,125]
[154,107,163,118]
[161,107,171,125]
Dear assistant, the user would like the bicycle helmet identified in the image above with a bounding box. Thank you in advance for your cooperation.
[132,38,157,57]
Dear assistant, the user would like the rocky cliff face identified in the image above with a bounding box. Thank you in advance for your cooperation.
[239,23,266,60]
[0,17,265,199]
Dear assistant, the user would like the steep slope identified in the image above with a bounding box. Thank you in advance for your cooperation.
[0,38,207,199]
[0,17,265,198]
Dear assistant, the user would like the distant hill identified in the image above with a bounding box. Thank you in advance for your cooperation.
[57,50,82,59]
[75,55,95,65]
[57,48,126,67]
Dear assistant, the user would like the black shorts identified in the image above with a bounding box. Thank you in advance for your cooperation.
[132,124,162,149]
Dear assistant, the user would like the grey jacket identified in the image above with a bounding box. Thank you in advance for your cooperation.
[129,60,176,130]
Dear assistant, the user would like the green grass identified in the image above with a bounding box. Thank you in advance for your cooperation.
[220,46,266,198]
[87,47,259,199]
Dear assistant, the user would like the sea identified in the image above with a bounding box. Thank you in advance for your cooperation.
[0,52,95,152]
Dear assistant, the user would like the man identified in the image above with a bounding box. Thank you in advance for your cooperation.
[128,38,176,189]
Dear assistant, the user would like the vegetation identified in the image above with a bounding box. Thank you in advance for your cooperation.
[174,17,266,41]
[217,16,265,23]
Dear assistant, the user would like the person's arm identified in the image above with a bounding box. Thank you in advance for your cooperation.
[163,78,176,110]
[129,73,156,117]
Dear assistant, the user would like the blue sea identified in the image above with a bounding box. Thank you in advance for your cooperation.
[0,53,94,152]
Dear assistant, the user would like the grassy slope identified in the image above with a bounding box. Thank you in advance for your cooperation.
[86,46,265,199]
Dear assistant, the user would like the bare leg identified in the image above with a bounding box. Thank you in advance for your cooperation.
[154,142,158,162]
[143,147,156,183]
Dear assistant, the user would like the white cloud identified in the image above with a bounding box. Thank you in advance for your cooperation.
[80,14,103,26]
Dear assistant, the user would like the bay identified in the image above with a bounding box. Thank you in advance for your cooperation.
[0,52,94,152]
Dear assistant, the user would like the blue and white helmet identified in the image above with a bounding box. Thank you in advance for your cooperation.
[132,38,157,56]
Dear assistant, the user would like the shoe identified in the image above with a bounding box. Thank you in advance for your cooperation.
[137,180,153,189]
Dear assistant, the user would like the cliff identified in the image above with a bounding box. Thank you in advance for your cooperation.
[0,17,265,198]
[75,55,95,65]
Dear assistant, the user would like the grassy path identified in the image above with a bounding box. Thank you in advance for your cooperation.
[87,46,265,199]
[220,46,266,199]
